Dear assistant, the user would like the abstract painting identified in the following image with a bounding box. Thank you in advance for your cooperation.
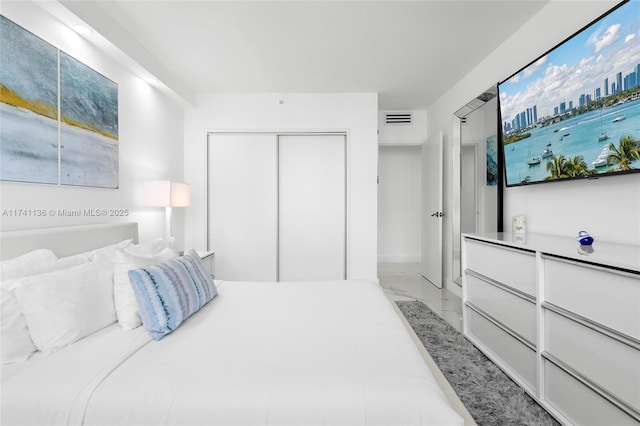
[60,52,118,188]
[0,16,119,188]
[0,15,58,185]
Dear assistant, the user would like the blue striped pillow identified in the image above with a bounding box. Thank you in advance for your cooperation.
[128,250,217,340]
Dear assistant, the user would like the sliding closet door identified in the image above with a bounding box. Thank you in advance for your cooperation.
[207,133,277,281]
[278,134,346,281]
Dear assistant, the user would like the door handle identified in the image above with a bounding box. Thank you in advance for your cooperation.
[430,212,444,217]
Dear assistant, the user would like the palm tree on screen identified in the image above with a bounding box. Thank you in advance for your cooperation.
[566,155,595,177]
[545,155,569,180]
[607,135,640,171]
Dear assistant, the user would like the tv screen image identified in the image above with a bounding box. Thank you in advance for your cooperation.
[498,0,640,187]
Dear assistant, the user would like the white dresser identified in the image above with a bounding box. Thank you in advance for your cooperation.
[462,233,640,425]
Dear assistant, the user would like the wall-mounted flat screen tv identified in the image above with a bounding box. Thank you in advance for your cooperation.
[498,0,640,187]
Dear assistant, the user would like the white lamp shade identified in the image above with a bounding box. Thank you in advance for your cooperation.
[144,181,191,207]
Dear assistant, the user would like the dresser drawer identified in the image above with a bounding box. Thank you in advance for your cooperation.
[545,308,640,411]
[544,360,639,426]
[466,272,536,345]
[466,306,537,392]
[543,256,640,340]
[465,239,536,296]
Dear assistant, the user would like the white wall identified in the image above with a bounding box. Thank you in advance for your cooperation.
[183,93,378,280]
[427,0,638,292]
[0,2,185,246]
[378,146,421,262]
[378,110,428,144]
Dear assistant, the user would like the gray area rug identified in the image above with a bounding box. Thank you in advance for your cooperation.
[397,301,560,426]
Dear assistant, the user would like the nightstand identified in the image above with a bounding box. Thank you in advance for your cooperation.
[195,250,215,278]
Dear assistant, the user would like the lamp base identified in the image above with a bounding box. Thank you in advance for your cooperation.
[165,206,172,239]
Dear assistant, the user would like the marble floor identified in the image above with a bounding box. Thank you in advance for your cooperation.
[378,262,463,332]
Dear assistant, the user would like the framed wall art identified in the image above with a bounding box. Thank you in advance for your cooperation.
[0,16,119,189]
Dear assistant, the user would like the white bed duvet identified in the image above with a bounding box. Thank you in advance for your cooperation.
[2,280,463,426]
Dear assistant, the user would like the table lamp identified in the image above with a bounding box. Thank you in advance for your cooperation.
[143,180,191,238]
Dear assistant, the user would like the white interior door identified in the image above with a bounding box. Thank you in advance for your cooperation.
[421,132,443,288]
[278,134,346,281]
[207,133,277,281]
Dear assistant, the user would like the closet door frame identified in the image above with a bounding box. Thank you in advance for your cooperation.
[206,130,349,281]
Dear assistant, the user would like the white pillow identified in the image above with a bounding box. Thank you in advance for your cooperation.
[84,239,134,263]
[52,253,90,268]
[113,248,177,330]
[0,241,129,361]
[0,255,90,364]
[0,249,58,281]
[0,287,37,364]
[46,255,88,272]
[1,253,87,286]
[124,237,176,257]
[13,261,117,355]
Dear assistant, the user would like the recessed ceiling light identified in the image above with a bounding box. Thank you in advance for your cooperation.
[72,24,92,35]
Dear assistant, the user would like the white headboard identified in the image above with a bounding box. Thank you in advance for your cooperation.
[0,223,139,260]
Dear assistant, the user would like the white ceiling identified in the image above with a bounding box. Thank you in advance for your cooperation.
[58,1,549,110]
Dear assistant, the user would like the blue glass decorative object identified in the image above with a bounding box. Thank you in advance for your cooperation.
[576,231,594,246]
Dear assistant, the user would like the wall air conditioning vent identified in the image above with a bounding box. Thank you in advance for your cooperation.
[384,112,413,125]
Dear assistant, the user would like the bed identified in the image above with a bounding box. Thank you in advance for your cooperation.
[1,223,471,426]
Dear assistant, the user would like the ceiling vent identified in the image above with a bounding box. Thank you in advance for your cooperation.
[384,112,413,125]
